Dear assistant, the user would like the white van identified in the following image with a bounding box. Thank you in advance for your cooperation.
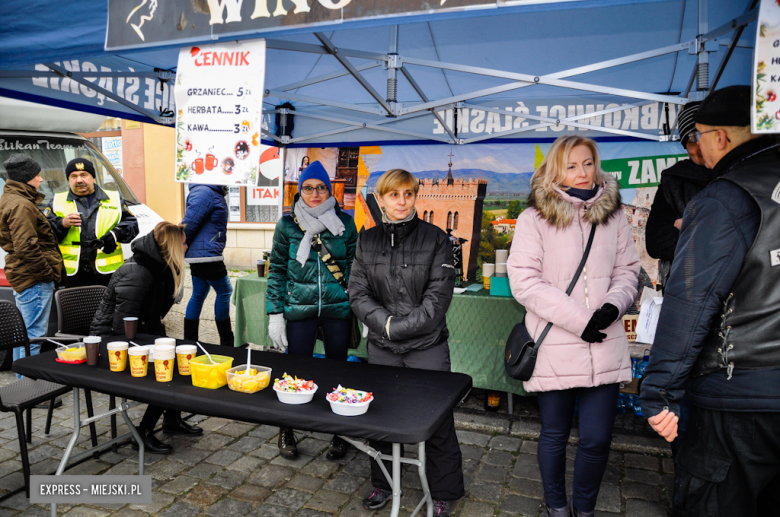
[0,98,164,368]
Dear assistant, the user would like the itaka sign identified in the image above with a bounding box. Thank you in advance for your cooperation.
[174,39,266,187]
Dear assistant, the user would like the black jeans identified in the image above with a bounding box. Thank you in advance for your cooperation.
[672,405,780,517]
[286,317,351,360]
[367,342,465,502]
[537,383,619,512]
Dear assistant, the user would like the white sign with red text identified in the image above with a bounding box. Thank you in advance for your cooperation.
[174,39,266,186]
[246,186,280,206]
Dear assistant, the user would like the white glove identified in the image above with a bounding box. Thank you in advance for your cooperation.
[268,314,288,352]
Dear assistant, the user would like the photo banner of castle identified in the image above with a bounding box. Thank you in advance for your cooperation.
[284,140,686,283]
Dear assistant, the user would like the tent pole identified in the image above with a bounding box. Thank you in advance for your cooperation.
[387,26,399,106]
[313,32,394,115]
[697,0,710,91]
[276,62,383,92]
[401,67,457,143]
[287,110,453,144]
[267,89,386,116]
[710,0,759,92]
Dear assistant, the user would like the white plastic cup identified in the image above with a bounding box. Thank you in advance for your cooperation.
[155,337,176,348]
[495,262,508,277]
[482,263,495,277]
[496,249,509,263]
[83,336,102,344]
[107,341,129,372]
[128,346,149,377]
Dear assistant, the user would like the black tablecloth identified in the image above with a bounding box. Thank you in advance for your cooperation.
[13,335,472,444]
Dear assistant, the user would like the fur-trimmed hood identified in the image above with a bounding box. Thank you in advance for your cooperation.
[528,173,622,229]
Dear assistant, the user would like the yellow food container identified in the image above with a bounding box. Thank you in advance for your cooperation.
[226,365,272,394]
[189,355,234,389]
[56,344,87,362]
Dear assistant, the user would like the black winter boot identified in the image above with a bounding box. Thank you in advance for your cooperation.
[184,318,199,341]
[215,319,234,347]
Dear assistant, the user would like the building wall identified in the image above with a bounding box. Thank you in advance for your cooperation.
[223,224,276,269]
[142,124,184,224]
[121,120,146,202]
[415,178,487,280]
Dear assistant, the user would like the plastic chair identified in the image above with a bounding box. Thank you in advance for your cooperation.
[54,285,107,338]
[54,286,117,454]
[0,301,73,497]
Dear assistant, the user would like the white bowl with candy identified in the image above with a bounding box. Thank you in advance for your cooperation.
[326,385,374,416]
[273,373,318,404]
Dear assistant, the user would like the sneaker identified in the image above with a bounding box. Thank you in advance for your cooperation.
[362,487,393,510]
[277,428,298,460]
[434,500,452,517]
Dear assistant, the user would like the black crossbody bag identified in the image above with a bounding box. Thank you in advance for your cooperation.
[505,225,597,381]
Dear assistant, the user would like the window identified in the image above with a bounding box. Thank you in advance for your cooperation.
[447,211,453,230]
[423,210,428,221]
[429,211,434,224]
[453,212,459,230]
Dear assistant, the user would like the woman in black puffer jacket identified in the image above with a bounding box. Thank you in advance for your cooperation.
[348,169,463,516]
[90,222,202,454]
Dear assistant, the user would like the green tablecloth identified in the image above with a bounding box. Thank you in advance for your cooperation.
[232,275,528,396]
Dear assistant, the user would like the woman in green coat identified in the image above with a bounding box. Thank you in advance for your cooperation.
[266,160,358,461]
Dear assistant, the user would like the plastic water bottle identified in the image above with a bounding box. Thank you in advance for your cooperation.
[617,393,627,414]
[632,394,644,417]
[631,357,639,378]
[635,349,650,379]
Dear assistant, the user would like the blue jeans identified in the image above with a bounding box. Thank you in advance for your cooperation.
[185,274,233,321]
[13,281,55,379]
[537,383,619,512]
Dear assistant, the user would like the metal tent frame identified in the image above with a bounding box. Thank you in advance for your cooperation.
[0,0,757,144]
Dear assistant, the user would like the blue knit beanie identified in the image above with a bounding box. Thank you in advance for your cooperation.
[298,161,332,193]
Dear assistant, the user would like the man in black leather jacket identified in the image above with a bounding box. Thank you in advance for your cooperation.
[641,86,780,515]
[349,169,463,516]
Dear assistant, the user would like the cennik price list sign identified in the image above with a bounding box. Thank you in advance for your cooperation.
[174,39,266,187]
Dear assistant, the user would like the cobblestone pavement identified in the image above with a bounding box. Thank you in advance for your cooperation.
[0,371,672,517]
[0,271,672,516]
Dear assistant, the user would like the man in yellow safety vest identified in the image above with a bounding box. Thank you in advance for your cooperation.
[45,158,138,288]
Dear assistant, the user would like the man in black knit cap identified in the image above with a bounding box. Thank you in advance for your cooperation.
[641,85,780,515]
[0,154,64,374]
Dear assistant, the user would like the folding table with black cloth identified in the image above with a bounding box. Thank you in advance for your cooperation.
[14,336,472,517]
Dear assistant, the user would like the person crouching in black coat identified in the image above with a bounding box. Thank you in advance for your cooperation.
[348,169,464,516]
[90,221,202,454]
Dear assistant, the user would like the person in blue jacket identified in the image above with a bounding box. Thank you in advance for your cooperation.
[182,183,234,346]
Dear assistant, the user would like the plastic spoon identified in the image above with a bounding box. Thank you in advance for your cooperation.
[47,339,66,348]
[129,341,143,347]
[244,347,252,376]
[196,342,216,365]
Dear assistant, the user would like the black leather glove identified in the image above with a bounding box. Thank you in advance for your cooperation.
[580,303,619,343]
[590,303,619,330]
[98,232,117,254]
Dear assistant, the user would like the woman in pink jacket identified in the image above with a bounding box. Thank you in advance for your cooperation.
[507,136,639,517]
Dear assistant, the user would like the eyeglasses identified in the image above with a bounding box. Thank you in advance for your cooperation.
[301,185,329,194]
[688,129,719,144]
